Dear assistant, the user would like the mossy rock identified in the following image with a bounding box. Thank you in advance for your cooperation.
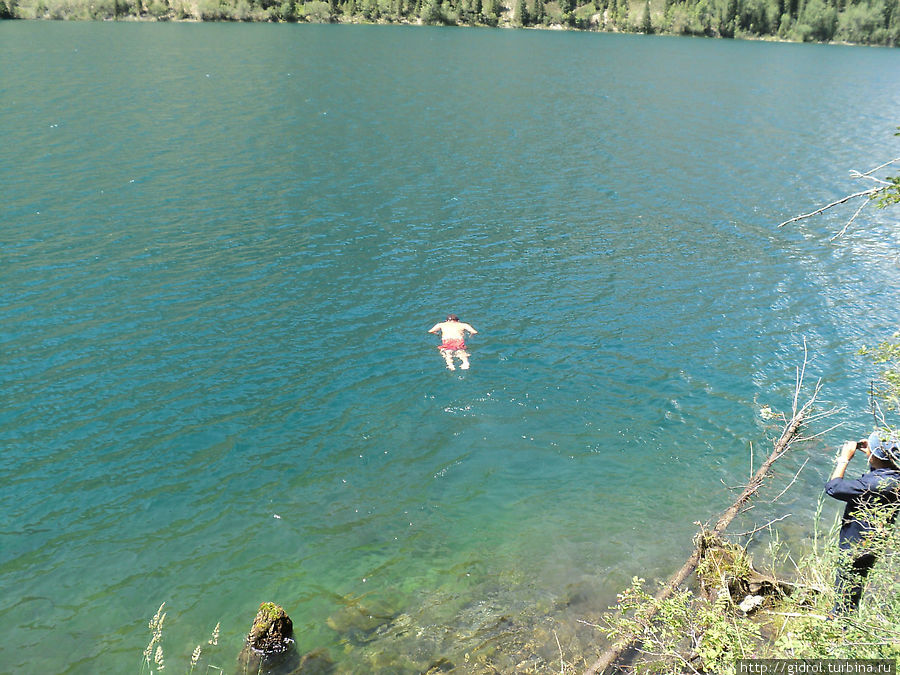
[237,602,298,675]
[249,602,294,652]
[696,532,794,611]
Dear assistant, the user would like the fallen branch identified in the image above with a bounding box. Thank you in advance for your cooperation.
[585,359,825,675]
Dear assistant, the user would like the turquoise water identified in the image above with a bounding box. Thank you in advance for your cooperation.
[2,22,900,673]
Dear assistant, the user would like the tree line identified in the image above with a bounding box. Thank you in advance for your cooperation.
[1,0,897,46]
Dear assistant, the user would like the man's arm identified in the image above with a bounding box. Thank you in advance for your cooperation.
[825,440,869,501]
[830,441,858,480]
[462,323,477,335]
[428,324,442,334]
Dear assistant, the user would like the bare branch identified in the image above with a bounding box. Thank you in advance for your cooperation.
[763,611,829,620]
[729,513,792,537]
[720,478,748,491]
[577,619,603,630]
[553,629,564,675]
[830,196,871,240]
[772,457,809,503]
[778,187,880,228]
[848,171,893,186]
[795,419,845,442]
[852,157,900,178]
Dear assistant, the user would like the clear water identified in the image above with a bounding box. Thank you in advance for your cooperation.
[2,22,899,673]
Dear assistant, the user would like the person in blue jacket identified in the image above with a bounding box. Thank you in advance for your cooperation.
[825,431,900,613]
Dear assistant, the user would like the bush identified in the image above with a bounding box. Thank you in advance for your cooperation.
[196,0,228,18]
[835,1,885,42]
[798,0,837,40]
[300,0,331,18]
[147,0,170,17]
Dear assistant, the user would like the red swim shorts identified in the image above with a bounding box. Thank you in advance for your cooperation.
[440,339,466,351]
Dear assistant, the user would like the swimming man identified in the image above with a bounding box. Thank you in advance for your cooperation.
[428,314,478,371]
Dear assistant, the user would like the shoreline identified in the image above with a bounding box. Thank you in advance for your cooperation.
[1,12,894,49]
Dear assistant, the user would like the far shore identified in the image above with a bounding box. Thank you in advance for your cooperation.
[2,8,894,49]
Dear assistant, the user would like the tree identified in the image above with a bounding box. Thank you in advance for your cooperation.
[642,0,652,29]
[719,0,738,36]
[516,0,528,23]
[798,0,838,39]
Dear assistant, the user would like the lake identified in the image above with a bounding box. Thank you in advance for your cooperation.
[2,21,899,673]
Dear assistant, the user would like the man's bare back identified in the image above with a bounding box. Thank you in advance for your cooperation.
[428,315,478,370]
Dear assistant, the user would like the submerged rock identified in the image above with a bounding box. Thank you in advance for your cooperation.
[325,595,399,645]
[294,648,335,674]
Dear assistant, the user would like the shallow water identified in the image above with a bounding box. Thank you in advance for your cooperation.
[2,22,900,673]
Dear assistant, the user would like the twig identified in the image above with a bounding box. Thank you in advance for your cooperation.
[795,419,844,442]
[554,630,564,675]
[762,611,829,620]
[749,441,754,482]
[730,514,792,536]
[792,338,809,416]
[772,458,809,503]
[778,187,881,228]
[848,171,892,186]
[852,157,900,177]
[720,478,748,491]
[830,197,870,240]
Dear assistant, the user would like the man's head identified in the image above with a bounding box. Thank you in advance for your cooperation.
[867,431,900,469]
[447,314,459,322]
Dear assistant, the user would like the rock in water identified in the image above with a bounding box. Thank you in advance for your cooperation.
[237,602,299,674]
[236,602,335,675]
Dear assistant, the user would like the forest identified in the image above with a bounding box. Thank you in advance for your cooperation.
[1,0,898,47]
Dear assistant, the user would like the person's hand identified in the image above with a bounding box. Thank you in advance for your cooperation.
[838,441,857,462]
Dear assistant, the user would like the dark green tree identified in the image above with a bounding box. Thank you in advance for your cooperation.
[721,0,738,35]
[516,0,528,23]
[799,0,837,39]
[532,0,543,21]
[642,0,652,29]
